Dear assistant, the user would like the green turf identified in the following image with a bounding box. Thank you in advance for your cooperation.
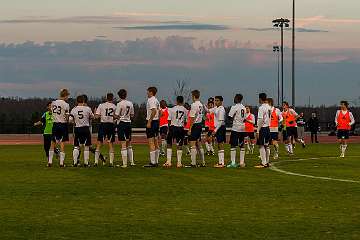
[0,143,359,240]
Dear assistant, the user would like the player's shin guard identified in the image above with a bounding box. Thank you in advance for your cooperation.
[121,149,128,167]
[230,148,236,165]
[259,146,266,166]
[127,147,134,165]
[205,142,210,152]
[341,144,348,155]
[274,143,279,157]
[150,151,156,164]
[198,147,205,165]
[73,147,80,165]
[48,150,54,164]
[265,146,270,164]
[166,148,172,164]
[155,149,160,164]
[94,150,100,165]
[109,151,114,165]
[60,152,65,166]
[177,150,183,165]
[84,147,90,166]
[190,147,197,165]
[218,150,225,165]
[161,140,167,153]
[240,148,246,166]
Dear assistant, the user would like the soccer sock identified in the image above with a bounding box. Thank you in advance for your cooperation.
[73,147,79,165]
[60,152,65,166]
[289,144,293,154]
[166,148,172,164]
[265,147,270,164]
[177,150,183,165]
[84,147,90,165]
[259,146,266,166]
[127,147,134,165]
[218,150,225,165]
[285,144,290,153]
[121,148,128,166]
[250,143,255,154]
[161,140,167,153]
[230,148,236,165]
[109,151,114,165]
[240,148,246,165]
[190,147,197,165]
[150,151,156,164]
[210,144,215,152]
[48,150,54,164]
[199,147,205,165]
[155,149,160,164]
[205,142,210,152]
[95,150,100,165]
[341,144,348,155]
[274,143,279,156]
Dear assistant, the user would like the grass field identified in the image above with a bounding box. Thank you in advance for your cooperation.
[0,143,359,240]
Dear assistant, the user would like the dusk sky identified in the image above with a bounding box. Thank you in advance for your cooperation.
[0,0,360,106]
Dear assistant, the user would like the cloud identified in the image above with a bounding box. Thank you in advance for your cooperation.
[298,16,360,27]
[245,27,328,33]
[116,24,229,31]
[296,28,328,33]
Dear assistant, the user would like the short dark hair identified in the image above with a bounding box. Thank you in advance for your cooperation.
[234,94,243,104]
[184,103,191,110]
[60,89,70,98]
[147,87,158,96]
[176,96,184,104]
[340,100,349,108]
[267,98,274,106]
[118,89,127,99]
[82,94,88,103]
[76,95,85,104]
[106,93,114,101]
[208,97,214,103]
[46,101,52,107]
[259,93,267,101]
[215,96,223,102]
[283,101,289,107]
[191,90,200,99]
[160,100,167,108]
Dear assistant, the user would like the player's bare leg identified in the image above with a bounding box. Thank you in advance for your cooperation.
[59,142,66,167]
[272,140,280,159]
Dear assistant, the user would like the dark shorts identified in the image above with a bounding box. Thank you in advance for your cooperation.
[246,132,255,140]
[286,126,298,139]
[229,131,246,148]
[160,126,169,137]
[257,127,271,146]
[205,127,214,137]
[167,126,185,146]
[146,120,160,139]
[215,125,226,144]
[117,121,132,141]
[337,130,350,140]
[189,123,202,141]
[52,123,69,142]
[74,127,92,146]
[98,123,116,143]
[270,132,279,141]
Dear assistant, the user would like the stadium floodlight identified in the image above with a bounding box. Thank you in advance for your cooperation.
[273,46,280,107]
[272,18,290,104]
[292,0,296,108]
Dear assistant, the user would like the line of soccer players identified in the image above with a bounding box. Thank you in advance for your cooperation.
[42,87,355,168]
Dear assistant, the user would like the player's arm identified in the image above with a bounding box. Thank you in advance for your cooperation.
[257,109,264,133]
[94,105,101,119]
[130,104,135,120]
[335,110,339,126]
[214,109,225,134]
[188,106,196,134]
[114,104,121,120]
[68,109,75,124]
[278,109,284,123]
[349,112,355,126]
[64,104,70,122]
[227,107,235,123]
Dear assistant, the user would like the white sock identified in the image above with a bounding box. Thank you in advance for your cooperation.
[199,147,205,164]
[259,147,266,165]
[191,147,197,165]
[250,144,255,153]
[48,150,54,164]
[73,147,79,165]
[155,149,160,164]
[265,147,270,164]
[274,144,279,155]
[95,150,100,165]
[166,148,172,164]
[84,147,90,165]
[127,147,134,165]
[289,144,293,154]
[177,150,183,165]
[210,144,215,152]
[161,140,167,152]
[240,148,245,165]
[150,151,156,164]
[121,149,128,166]
[218,150,225,165]
[341,144,347,155]
[109,151,114,165]
[230,148,236,164]
[60,152,65,166]
[205,142,210,151]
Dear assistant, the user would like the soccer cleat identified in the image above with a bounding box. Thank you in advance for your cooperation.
[211,151,215,156]
[226,163,238,168]
[177,163,183,168]
[47,163,52,168]
[273,155,279,160]
[214,163,225,168]
[121,165,128,168]
[93,163,98,167]
[340,153,345,158]
[254,164,268,168]
[84,164,91,168]
[72,163,78,167]
[130,163,136,166]
[163,162,172,168]
[239,163,246,168]
[143,163,157,168]
[185,164,197,168]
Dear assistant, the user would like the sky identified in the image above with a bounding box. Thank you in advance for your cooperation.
[0,0,360,106]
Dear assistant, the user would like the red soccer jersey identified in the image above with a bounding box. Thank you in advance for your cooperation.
[159,108,169,127]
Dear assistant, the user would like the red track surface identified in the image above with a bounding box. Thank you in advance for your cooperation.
[1,134,360,145]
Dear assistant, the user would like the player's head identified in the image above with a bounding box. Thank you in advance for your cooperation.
[312,112,317,118]
[282,101,289,110]
[76,95,85,105]
[184,102,191,110]
[82,94,88,104]
[106,93,114,102]
[208,97,214,104]
[246,105,251,113]
[176,96,184,105]
[300,112,304,117]
[118,89,127,100]
[207,100,214,109]
[258,93,267,104]
[214,96,223,107]
[46,101,52,112]
[160,100,167,109]
[267,98,274,107]
[59,89,70,101]
[191,90,200,101]
[340,100,349,110]
[234,94,243,104]
[147,87,157,98]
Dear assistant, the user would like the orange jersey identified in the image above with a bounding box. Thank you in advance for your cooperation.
[205,112,215,131]
[337,111,351,130]
[282,109,297,127]
[270,108,279,128]
[245,114,255,132]
[184,111,191,130]
[159,108,169,127]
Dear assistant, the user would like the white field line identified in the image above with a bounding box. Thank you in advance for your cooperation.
[270,156,360,183]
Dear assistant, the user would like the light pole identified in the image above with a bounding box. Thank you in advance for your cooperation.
[273,45,280,107]
[273,18,290,104]
[292,0,296,108]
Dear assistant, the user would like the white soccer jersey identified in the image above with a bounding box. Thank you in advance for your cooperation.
[96,102,116,123]
[228,103,246,132]
[257,103,272,129]
[146,96,160,121]
[190,101,205,124]
[213,106,226,130]
[115,100,134,123]
[168,105,188,127]
[70,106,94,127]
[51,99,70,123]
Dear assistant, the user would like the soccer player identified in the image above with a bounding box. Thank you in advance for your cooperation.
[95,93,117,167]
[335,101,355,158]
[69,95,94,167]
[205,98,215,156]
[188,90,206,167]
[115,89,135,168]
[48,89,70,167]
[227,94,247,168]
[183,103,191,155]
[144,87,160,167]
[164,96,187,168]
[212,96,226,168]
[255,93,272,168]
[268,98,283,159]
[297,112,306,144]
[244,106,256,154]
[159,100,169,156]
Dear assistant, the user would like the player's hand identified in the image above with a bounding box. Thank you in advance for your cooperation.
[146,121,151,129]
[188,130,191,136]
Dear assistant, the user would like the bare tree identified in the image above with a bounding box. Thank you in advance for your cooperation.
[171,78,192,104]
